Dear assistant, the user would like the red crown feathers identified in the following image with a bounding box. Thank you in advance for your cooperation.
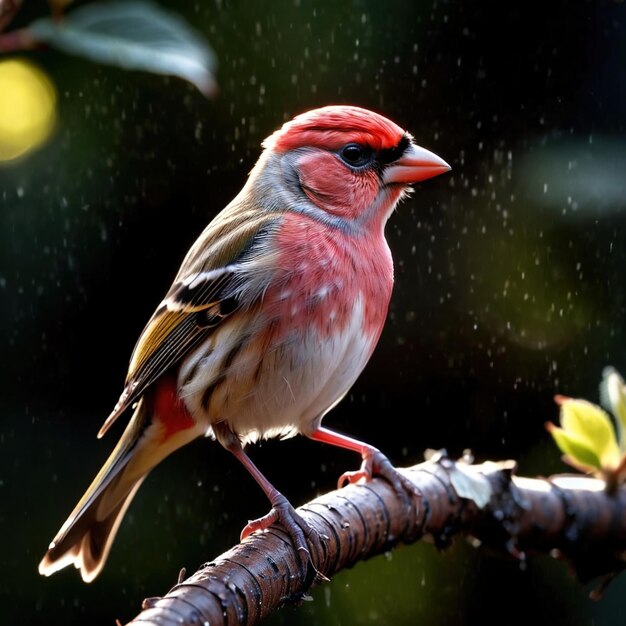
[265,105,406,153]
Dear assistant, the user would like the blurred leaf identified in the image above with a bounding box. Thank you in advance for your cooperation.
[27,0,217,96]
[547,423,603,474]
[600,367,626,450]
[551,397,621,473]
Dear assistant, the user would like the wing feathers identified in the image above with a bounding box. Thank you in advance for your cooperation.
[165,268,234,312]
[98,208,283,437]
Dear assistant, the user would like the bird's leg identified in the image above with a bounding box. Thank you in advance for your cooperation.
[308,426,420,500]
[213,423,318,579]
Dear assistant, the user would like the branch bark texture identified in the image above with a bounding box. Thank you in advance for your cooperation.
[126,456,626,626]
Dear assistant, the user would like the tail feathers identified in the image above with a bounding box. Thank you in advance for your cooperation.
[38,398,151,582]
[39,390,203,582]
[38,477,144,582]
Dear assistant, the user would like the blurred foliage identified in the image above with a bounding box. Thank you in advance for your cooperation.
[548,369,626,488]
[1,1,626,625]
[549,396,622,480]
[25,1,217,96]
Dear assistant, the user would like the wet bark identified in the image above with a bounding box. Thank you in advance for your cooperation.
[125,453,626,626]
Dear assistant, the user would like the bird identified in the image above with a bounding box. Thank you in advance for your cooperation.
[38,105,450,583]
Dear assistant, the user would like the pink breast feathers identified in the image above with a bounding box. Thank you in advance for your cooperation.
[267,212,394,344]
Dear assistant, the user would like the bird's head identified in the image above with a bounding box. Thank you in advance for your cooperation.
[253,105,450,228]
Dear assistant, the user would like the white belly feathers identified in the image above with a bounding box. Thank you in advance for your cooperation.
[177,293,374,445]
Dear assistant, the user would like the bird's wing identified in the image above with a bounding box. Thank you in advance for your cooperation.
[98,207,280,438]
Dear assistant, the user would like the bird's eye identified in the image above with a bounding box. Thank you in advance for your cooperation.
[339,143,373,168]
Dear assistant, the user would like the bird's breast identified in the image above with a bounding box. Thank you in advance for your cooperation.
[178,212,394,443]
[265,211,394,341]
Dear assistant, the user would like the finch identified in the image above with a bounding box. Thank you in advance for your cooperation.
[38,105,450,582]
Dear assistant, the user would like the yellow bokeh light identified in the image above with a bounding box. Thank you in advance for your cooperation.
[0,59,57,162]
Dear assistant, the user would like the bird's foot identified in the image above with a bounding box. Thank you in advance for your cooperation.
[339,448,420,501]
[241,493,327,589]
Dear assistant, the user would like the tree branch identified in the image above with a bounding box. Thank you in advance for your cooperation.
[124,453,626,626]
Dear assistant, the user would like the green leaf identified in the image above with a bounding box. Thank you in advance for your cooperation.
[547,424,602,472]
[600,367,626,449]
[558,398,621,469]
[27,1,217,97]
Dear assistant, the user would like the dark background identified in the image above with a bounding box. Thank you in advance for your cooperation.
[1,1,626,624]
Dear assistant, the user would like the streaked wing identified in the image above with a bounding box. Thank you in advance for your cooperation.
[99,207,282,438]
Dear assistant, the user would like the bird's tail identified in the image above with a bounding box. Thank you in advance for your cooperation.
[38,397,200,582]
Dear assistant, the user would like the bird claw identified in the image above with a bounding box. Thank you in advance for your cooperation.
[240,510,278,540]
[339,449,421,502]
[338,468,369,487]
[240,494,325,586]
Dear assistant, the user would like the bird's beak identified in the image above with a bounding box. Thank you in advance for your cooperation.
[383,143,451,185]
